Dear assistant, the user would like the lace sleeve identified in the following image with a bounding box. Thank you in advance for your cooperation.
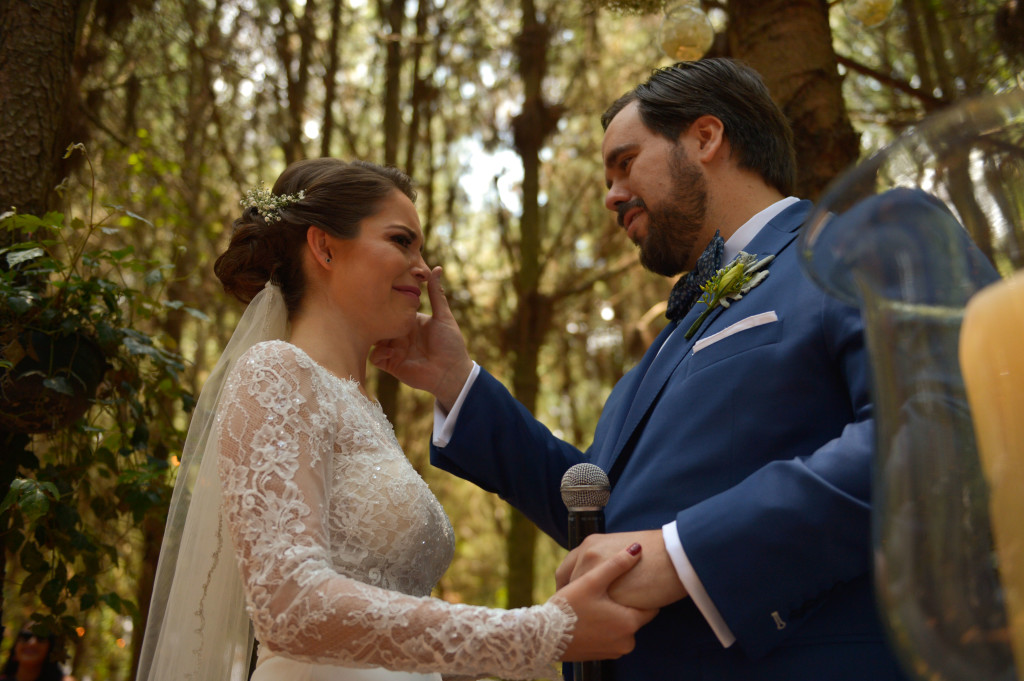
[216,344,575,680]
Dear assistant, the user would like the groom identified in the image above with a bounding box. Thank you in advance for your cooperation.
[376,58,909,680]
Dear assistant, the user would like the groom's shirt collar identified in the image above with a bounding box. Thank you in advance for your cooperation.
[722,196,800,264]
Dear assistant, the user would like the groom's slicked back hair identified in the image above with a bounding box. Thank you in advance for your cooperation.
[601,58,797,197]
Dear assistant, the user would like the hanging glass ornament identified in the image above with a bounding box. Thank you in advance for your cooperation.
[585,0,663,13]
[845,0,895,27]
[659,0,714,61]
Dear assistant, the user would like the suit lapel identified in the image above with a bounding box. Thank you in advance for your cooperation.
[605,312,697,464]
[600,200,812,477]
[593,321,676,466]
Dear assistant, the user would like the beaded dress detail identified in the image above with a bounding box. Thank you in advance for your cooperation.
[216,341,574,679]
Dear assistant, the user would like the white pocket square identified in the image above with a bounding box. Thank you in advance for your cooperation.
[692,311,779,354]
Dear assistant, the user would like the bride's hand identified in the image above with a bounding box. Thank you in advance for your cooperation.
[370,266,474,410]
[554,544,659,662]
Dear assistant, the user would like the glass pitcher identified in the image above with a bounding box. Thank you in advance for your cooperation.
[800,88,1024,681]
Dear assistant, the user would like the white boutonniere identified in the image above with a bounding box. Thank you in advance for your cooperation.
[684,251,775,340]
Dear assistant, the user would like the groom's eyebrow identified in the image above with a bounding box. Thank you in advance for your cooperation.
[605,144,636,167]
[604,143,639,187]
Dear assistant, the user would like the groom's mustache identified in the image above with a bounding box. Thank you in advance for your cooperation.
[617,198,647,227]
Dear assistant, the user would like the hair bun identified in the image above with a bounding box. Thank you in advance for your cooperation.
[213,212,283,303]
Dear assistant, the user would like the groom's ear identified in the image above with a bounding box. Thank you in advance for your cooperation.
[685,115,725,164]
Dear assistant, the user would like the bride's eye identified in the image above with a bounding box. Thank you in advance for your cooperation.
[391,234,413,248]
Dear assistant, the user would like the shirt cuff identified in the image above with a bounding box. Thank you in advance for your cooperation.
[432,362,481,447]
[662,521,736,648]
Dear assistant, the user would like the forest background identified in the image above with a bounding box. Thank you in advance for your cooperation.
[0,0,1021,679]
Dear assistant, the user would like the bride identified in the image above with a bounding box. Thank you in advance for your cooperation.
[136,158,655,681]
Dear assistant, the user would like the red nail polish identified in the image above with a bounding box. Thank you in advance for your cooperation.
[627,543,641,556]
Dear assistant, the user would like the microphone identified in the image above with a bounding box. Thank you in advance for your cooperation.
[560,463,612,681]
[561,463,611,548]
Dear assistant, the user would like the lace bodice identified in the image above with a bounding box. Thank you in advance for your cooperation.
[216,341,574,679]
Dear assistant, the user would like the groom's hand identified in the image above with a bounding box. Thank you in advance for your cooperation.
[371,266,474,410]
[556,529,688,610]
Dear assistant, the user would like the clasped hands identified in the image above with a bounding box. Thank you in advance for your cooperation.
[554,529,689,661]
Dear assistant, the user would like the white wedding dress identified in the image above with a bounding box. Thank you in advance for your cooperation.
[214,340,575,681]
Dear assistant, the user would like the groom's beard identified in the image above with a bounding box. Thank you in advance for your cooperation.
[638,149,708,278]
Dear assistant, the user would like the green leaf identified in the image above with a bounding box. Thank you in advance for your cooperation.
[122,599,141,618]
[20,571,46,595]
[124,209,155,227]
[5,479,58,519]
[20,542,49,573]
[130,422,150,451]
[185,306,211,321]
[19,488,53,519]
[6,292,36,316]
[95,447,117,469]
[5,247,45,267]
[100,591,125,613]
[54,502,80,532]
[2,212,56,235]
[41,577,66,608]
[144,268,165,286]
[123,335,161,358]
[1,484,22,515]
[42,376,76,396]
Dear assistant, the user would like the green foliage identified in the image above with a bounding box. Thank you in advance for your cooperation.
[0,145,194,651]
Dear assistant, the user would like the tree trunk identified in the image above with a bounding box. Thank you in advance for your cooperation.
[320,0,343,157]
[902,0,938,99]
[374,0,406,422]
[275,0,314,164]
[727,0,859,199]
[0,0,80,222]
[0,0,81,637]
[503,0,563,609]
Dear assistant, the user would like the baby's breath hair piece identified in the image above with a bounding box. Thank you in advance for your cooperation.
[240,181,306,223]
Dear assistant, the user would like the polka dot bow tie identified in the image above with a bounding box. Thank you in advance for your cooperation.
[665,231,724,322]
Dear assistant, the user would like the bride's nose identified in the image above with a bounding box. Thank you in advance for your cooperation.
[411,256,429,281]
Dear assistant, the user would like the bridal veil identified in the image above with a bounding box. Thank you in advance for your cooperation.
[136,282,288,681]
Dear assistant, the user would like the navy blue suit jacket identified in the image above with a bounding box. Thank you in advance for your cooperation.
[432,200,910,680]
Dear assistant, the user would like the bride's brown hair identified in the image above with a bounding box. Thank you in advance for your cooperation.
[214,158,416,313]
